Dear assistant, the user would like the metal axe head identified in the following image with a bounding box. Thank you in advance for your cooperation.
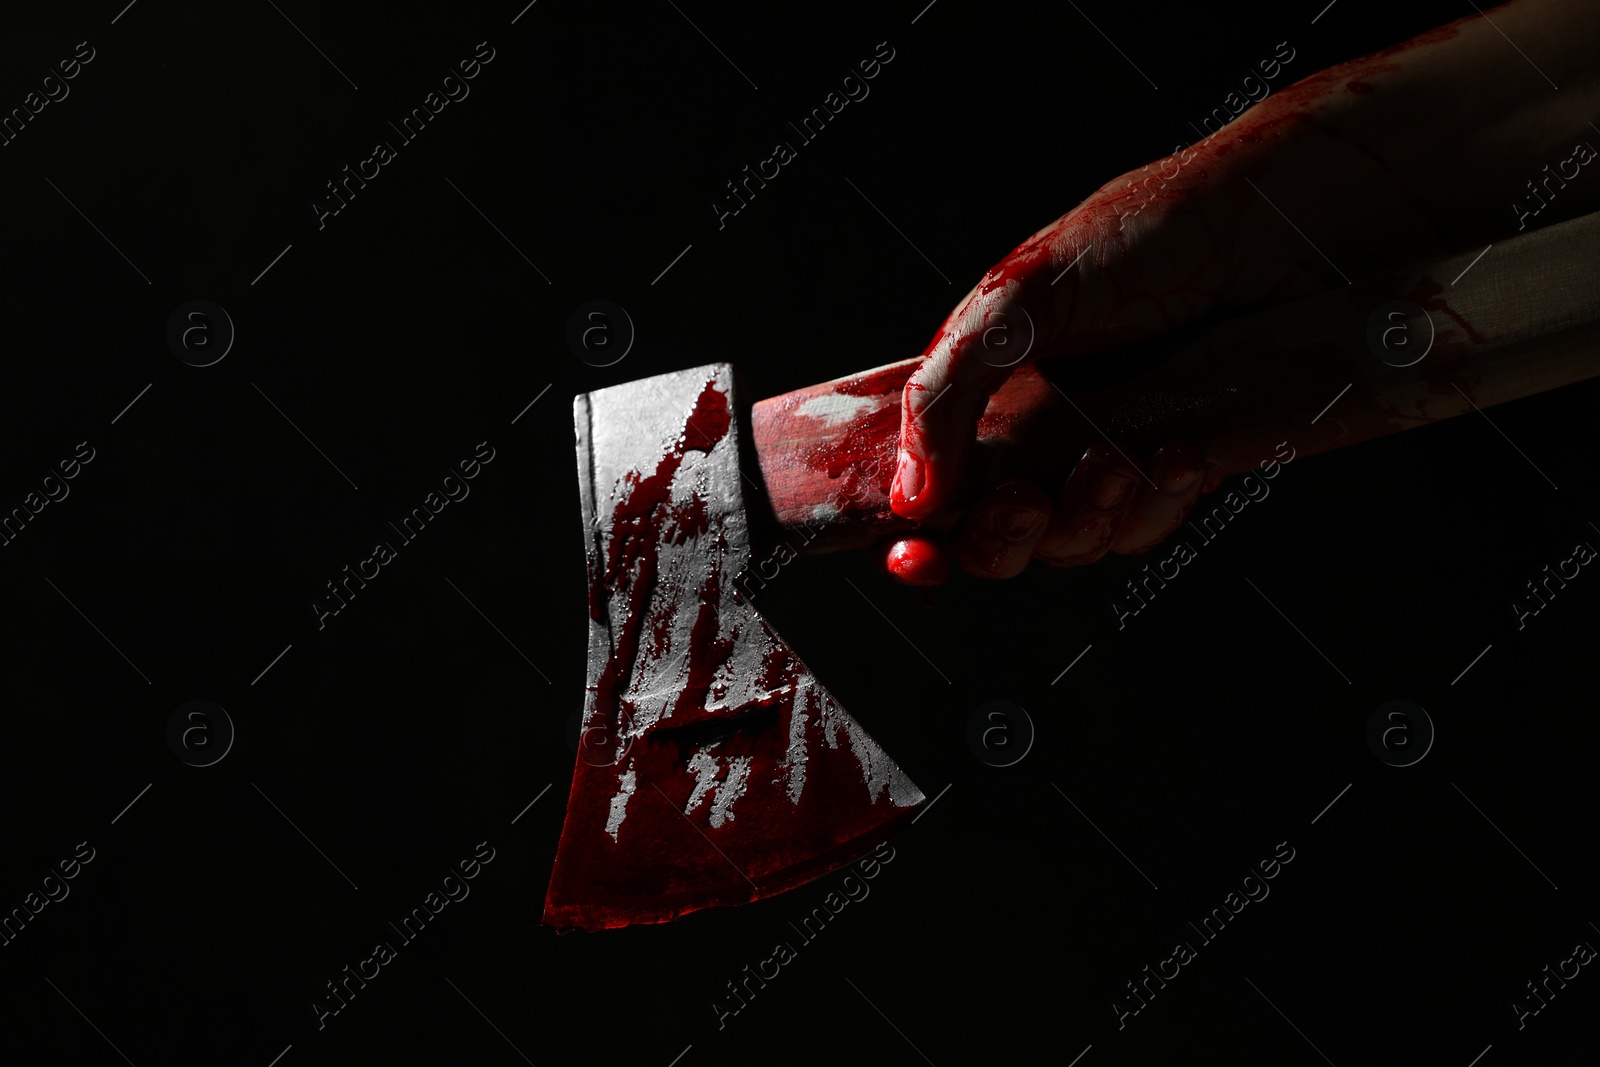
[543,363,924,931]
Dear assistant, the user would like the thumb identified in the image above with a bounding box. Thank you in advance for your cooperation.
[890,279,1064,520]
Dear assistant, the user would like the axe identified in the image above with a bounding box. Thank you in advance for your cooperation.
[544,208,1600,931]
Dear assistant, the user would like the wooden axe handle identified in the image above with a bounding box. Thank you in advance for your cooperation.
[751,209,1600,553]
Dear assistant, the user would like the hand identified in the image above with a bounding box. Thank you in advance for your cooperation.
[883,133,1324,581]
[883,0,1600,583]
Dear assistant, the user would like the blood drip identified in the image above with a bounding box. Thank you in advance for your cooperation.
[547,375,922,932]
[886,537,950,586]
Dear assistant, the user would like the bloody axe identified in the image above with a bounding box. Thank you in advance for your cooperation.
[544,208,1600,931]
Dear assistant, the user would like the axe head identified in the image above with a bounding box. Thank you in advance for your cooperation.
[543,363,924,931]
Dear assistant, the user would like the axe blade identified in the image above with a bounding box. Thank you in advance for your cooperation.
[544,363,924,931]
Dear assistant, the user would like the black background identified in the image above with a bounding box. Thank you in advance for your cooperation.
[2,1,1597,1064]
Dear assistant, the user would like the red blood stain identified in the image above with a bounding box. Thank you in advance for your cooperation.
[885,537,949,586]
[872,13,1475,523]
[833,363,921,397]
[1401,274,1489,408]
[807,400,899,481]
[1407,275,1487,344]
[549,374,919,931]
[590,376,732,749]
[793,365,911,511]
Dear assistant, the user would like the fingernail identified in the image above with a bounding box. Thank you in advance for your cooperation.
[957,483,1051,579]
[1000,508,1048,543]
[992,484,1048,542]
[893,448,924,506]
[1152,442,1203,494]
[1092,471,1139,511]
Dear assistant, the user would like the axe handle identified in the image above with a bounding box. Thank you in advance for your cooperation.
[750,208,1600,553]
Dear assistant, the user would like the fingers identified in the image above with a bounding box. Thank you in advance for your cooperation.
[945,439,1204,578]
[1107,441,1206,554]
[890,312,1018,522]
[881,441,1207,583]
[1033,444,1142,566]
[951,479,1053,579]
[892,242,1081,523]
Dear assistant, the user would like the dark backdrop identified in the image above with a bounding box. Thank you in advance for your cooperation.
[1,1,1596,1064]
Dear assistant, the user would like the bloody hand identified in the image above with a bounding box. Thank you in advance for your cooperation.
[884,0,1600,582]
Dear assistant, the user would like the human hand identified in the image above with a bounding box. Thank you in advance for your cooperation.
[883,0,1600,584]
[883,135,1307,581]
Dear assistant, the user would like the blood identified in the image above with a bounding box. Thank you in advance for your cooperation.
[977,25,1462,311]
[1406,275,1488,344]
[832,363,922,398]
[882,14,1480,522]
[668,581,737,722]
[1369,20,1467,60]
[1401,273,1489,409]
[948,14,1471,310]
[668,492,710,545]
[589,376,734,764]
[885,537,949,586]
[549,373,921,931]
[554,14,1502,924]
[807,400,899,482]
[1227,19,1470,139]
[785,364,913,515]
